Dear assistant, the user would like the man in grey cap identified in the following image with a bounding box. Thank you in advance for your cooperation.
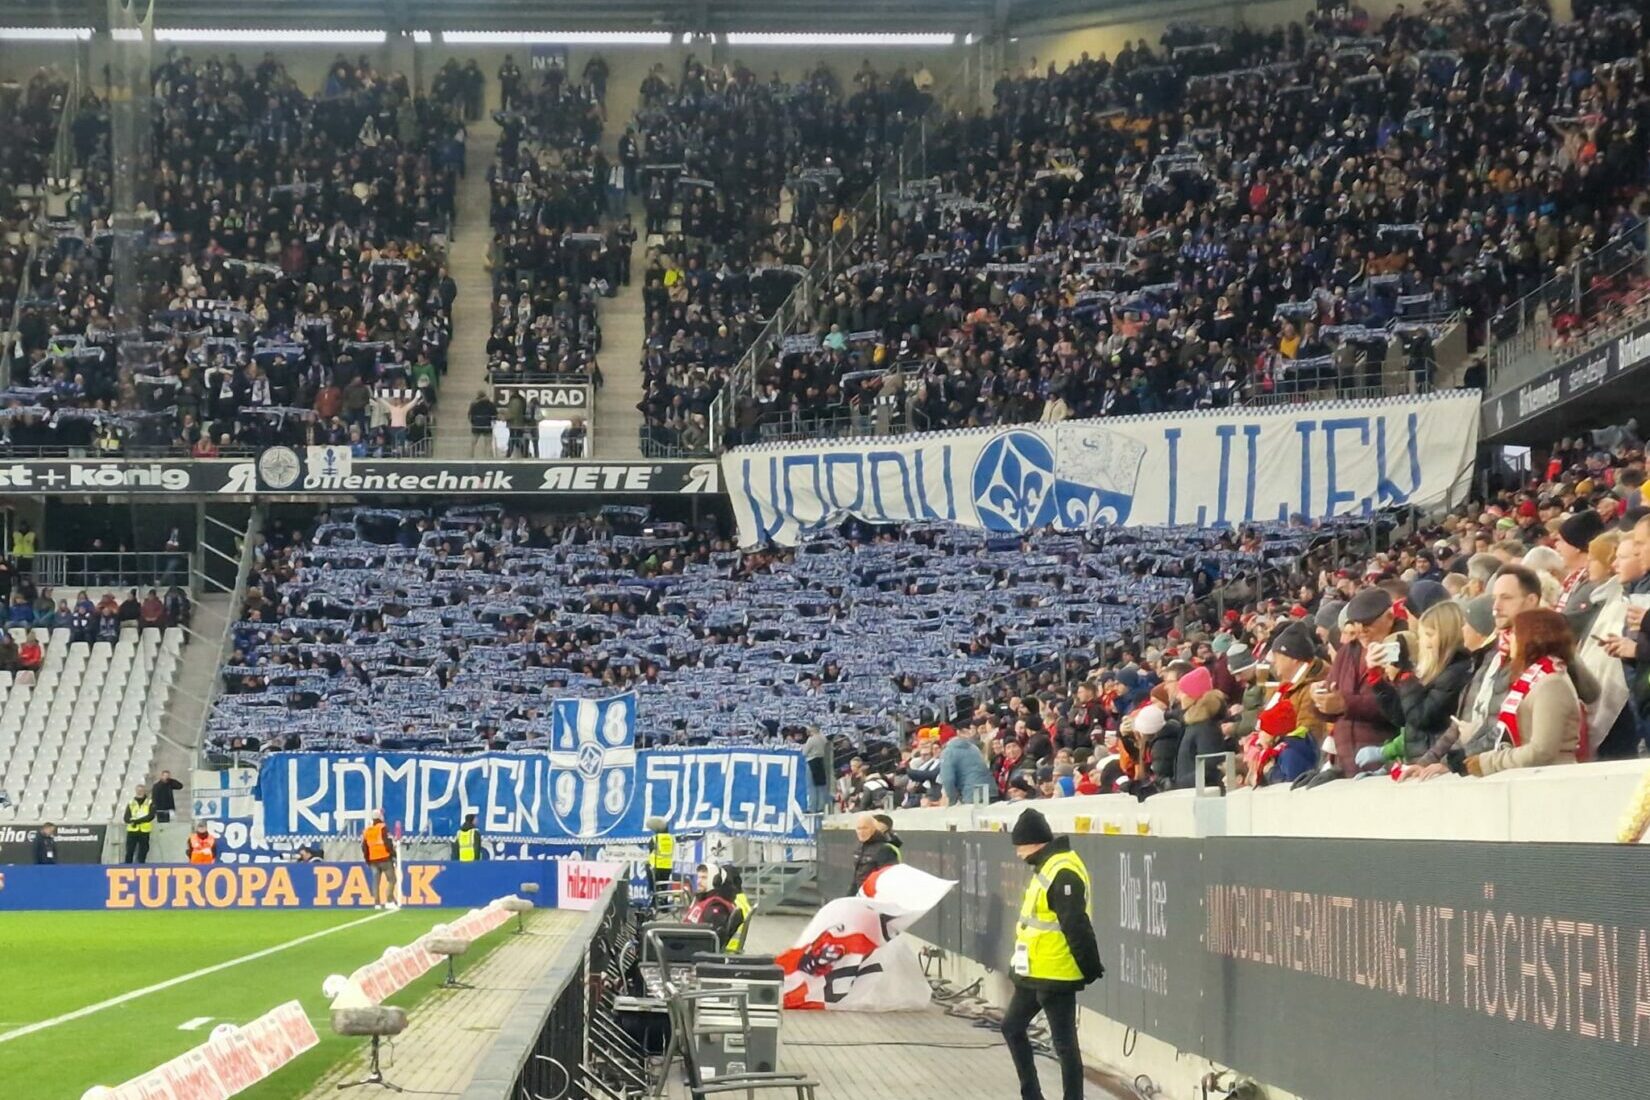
[1311,587,1399,776]
[1221,643,1265,745]
[1313,599,1346,656]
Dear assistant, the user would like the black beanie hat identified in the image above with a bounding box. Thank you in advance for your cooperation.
[1269,624,1318,662]
[1011,808,1054,845]
[1558,510,1606,552]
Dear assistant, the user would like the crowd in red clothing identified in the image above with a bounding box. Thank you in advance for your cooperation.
[871,423,1650,807]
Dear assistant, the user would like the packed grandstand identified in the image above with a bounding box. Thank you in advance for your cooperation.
[2,4,1650,1099]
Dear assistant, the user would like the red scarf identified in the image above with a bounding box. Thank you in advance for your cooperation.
[1556,568,1588,612]
[1494,656,1565,749]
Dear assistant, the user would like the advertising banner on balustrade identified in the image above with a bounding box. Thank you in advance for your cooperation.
[824,829,1650,1100]
[723,392,1480,546]
[0,824,106,864]
[0,860,557,911]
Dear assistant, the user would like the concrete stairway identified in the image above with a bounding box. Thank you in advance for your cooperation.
[435,119,503,459]
[151,591,234,790]
[593,204,647,458]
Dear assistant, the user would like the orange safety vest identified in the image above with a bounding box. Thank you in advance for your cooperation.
[364,822,391,862]
[187,833,215,865]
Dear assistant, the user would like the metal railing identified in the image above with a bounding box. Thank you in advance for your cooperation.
[0,443,258,459]
[32,551,196,592]
[456,880,630,1100]
[637,424,707,458]
[704,94,953,451]
[1488,220,1650,394]
[191,509,263,770]
[868,511,1404,752]
[2,67,80,387]
[488,370,596,387]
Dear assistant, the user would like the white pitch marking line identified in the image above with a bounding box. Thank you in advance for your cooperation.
[0,911,391,1045]
[177,1016,213,1031]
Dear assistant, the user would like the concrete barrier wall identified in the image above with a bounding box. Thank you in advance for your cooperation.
[824,759,1650,1099]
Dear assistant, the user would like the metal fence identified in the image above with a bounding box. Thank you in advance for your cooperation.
[456,880,630,1100]
[32,551,195,591]
[704,95,953,451]
[0,443,259,459]
[1488,220,1649,394]
[1,64,80,387]
[865,507,1408,749]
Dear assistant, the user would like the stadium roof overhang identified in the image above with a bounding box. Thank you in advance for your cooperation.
[0,0,1002,37]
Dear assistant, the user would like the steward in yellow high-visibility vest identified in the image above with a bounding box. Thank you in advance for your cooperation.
[454,813,484,862]
[727,891,753,953]
[646,816,676,903]
[122,785,155,864]
[1002,808,1103,1100]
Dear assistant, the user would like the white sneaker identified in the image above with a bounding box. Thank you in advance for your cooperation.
[387,902,400,911]
[374,903,384,910]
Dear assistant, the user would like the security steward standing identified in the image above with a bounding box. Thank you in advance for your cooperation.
[453,813,485,861]
[362,808,398,910]
[647,816,675,903]
[187,820,218,864]
[1003,808,1103,1100]
[32,822,56,864]
[847,811,901,894]
[123,784,155,864]
[725,866,754,953]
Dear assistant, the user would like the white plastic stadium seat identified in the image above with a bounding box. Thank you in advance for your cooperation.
[13,620,191,821]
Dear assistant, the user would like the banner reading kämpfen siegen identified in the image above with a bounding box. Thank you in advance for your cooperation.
[254,747,813,843]
[724,393,1479,547]
[823,830,1650,1100]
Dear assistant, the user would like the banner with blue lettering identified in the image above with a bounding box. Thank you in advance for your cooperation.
[252,747,813,843]
[721,393,1479,547]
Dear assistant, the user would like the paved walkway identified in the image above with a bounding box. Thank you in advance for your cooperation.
[434,119,502,460]
[298,909,579,1098]
[667,916,1125,1100]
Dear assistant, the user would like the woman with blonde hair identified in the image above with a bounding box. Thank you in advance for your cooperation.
[1371,600,1475,762]
[1587,530,1622,587]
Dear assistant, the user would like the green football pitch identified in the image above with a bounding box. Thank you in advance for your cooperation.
[0,908,506,1099]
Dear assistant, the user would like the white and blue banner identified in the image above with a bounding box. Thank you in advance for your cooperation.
[252,746,813,843]
[722,393,1479,547]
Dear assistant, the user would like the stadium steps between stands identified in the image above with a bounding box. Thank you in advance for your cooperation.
[590,195,647,458]
[0,618,186,824]
[435,118,504,460]
[153,592,235,793]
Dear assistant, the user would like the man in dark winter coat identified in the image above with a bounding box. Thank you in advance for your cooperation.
[847,812,901,894]
[1312,587,1401,779]
[1002,808,1102,1100]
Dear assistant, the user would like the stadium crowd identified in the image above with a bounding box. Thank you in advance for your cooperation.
[486,61,617,398]
[202,503,1328,757]
[855,422,1650,811]
[629,58,933,453]
[4,54,460,456]
[727,0,1650,443]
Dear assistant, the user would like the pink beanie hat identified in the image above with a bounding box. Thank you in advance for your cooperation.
[1177,666,1213,699]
